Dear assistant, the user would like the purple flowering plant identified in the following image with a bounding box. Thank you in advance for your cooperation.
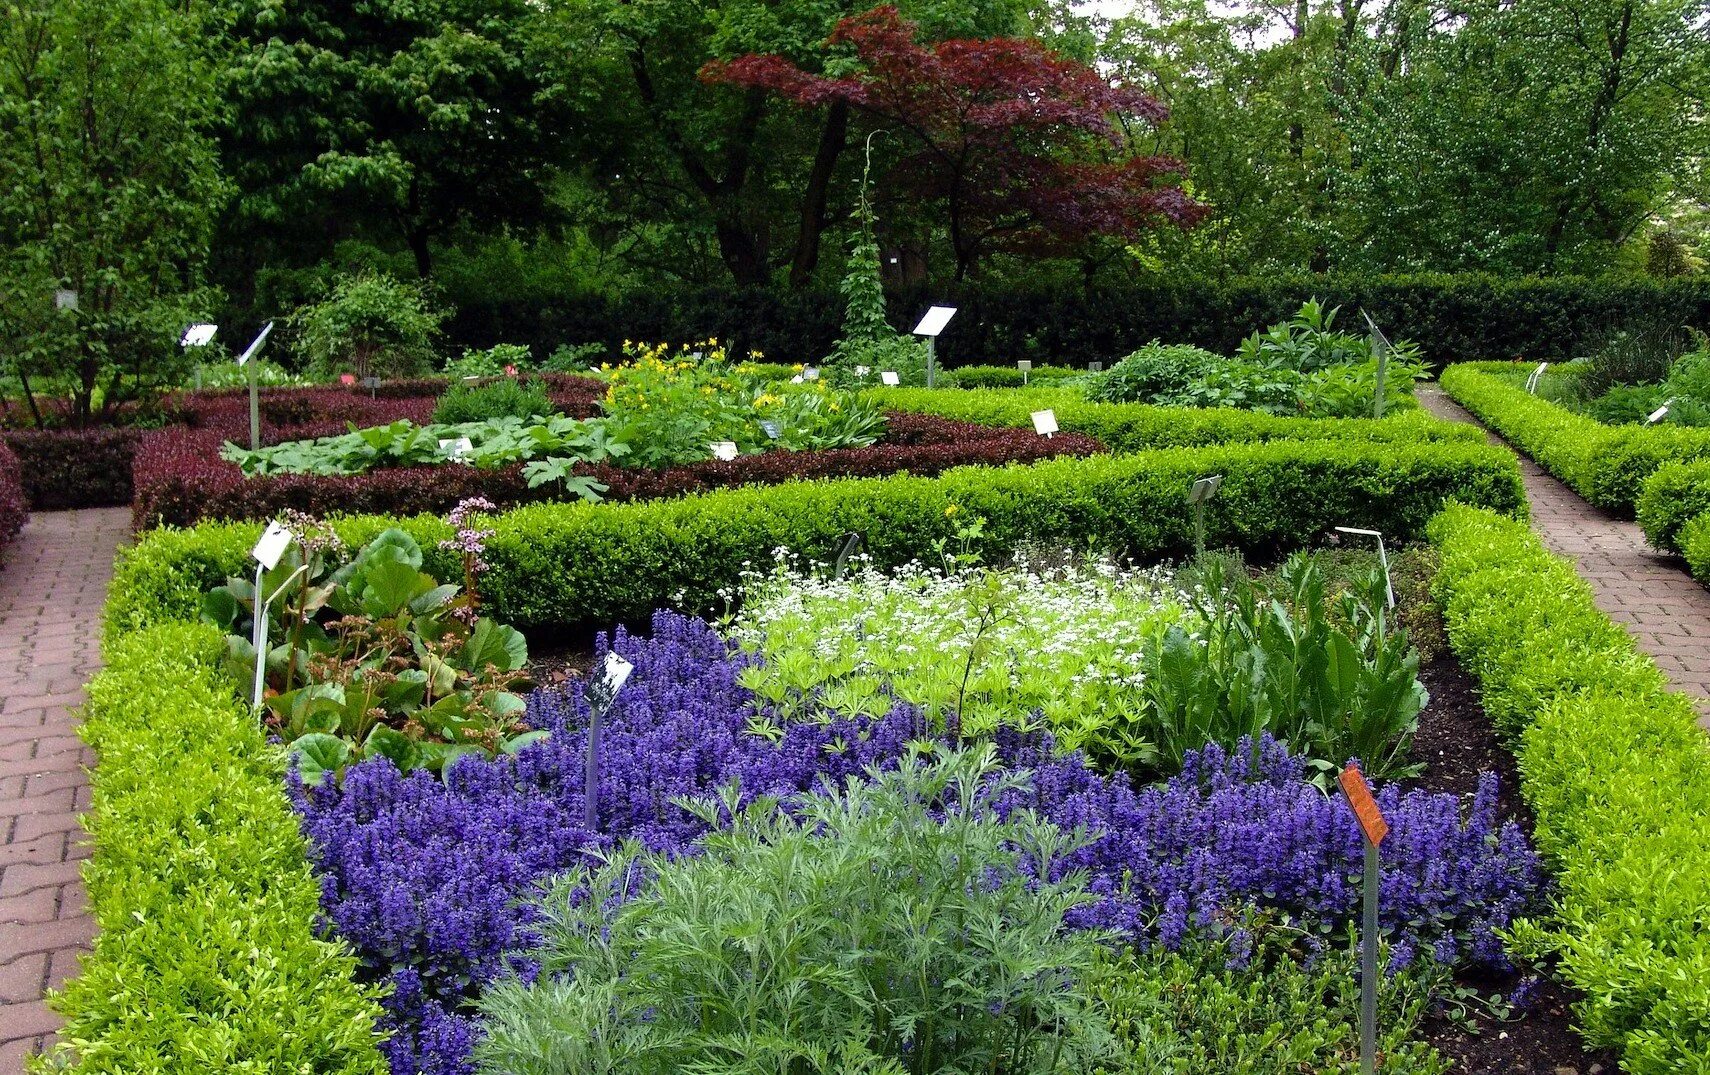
[293,611,1540,1075]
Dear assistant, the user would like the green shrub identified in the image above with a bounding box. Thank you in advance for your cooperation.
[1681,511,1710,584]
[443,343,532,379]
[1586,383,1669,425]
[1575,323,1690,398]
[878,385,1479,453]
[291,270,448,380]
[107,439,1524,636]
[37,623,386,1073]
[1637,460,1710,551]
[1090,931,1450,1075]
[431,378,555,424]
[1441,362,1710,512]
[1428,505,1710,1071]
[943,363,1089,389]
[1089,342,1222,403]
[474,747,1115,1075]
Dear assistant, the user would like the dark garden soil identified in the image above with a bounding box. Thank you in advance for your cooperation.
[1410,655,1620,1075]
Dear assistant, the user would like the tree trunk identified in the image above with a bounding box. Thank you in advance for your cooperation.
[788,101,850,288]
[407,228,434,279]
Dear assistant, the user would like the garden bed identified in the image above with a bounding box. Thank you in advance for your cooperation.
[131,412,1102,528]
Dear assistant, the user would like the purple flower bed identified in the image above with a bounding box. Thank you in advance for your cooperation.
[295,611,1540,1075]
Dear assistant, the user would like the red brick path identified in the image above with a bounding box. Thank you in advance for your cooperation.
[1421,387,1710,727]
[0,508,130,1068]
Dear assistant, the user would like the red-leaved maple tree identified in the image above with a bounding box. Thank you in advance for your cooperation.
[703,6,1204,278]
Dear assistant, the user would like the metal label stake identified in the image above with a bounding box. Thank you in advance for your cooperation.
[584,652,634,831]
[1339,763,1390,1075]
[1187,474,1223,558]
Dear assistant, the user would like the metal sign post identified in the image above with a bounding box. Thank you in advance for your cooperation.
[1361,312,1391,420]
[1030,409,1057,439]
[1187,475,1223,558]
[236,322,275,451]
[1338,763,1390,1075]
[913,305,957,389]
[1017,359,1032,385]
[585,652,634,831]
[249,521,298,709]
[1525,362,1550,394]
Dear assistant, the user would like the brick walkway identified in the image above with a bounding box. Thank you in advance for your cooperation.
[1421,387,1710,727]
[0,508,130,1068]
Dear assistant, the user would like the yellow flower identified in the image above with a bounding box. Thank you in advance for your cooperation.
[792,363,805,373]
[829,402,840,412]
[945,504,959,517]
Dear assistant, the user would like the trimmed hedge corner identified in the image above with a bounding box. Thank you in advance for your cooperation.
[4,428,138,510]
[1442,363,1710,513]
[875,386,1478,453]
[39,622,387,1073]
[108,438,1524,638]
[1429,505,1710,1072]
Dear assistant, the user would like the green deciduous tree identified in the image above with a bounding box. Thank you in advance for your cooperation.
[0,0,228,426]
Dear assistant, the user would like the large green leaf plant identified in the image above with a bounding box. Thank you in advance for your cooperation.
[202,526,535,785]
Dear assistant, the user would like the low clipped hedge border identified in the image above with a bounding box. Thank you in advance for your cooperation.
[109,439,1524,637]
[940,365,1089,389]
[1430,505,1710,1072]
[4,428,138,510]
[131,413,1102,529]
[1636,460,1710,554]
[1441,363,1710,513]
[40,623,386,1073]
[876,386,1478,454]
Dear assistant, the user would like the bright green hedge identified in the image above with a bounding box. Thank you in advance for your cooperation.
[940,364,1089,389]
[110,441,1523,636]
[1442,362,1710,513]
[1429,505,1710,1072]
[1681,513,1710,585]
[874,386,1475,454]
[1637,460,1710,554]
[38,623,387,1074]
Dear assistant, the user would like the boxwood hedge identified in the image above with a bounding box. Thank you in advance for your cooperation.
[39,623,386,1073]
[1430,505,1710,1073]
[874,386,1479,454]
[1441,363,1710,513]
[108,439,1524,637]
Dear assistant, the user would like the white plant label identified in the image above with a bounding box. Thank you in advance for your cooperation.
[439,437,474,462]
[252,520,293,570]
[1648,405,1671,424]
[710,441,739,461]
[1188,474,1223,504]
[1017,360,1032,372]
[237,321,275,366]
[913,305,957,337]
[181,323,217,347]
[1031,409,1058,436]
[1089,361,1104,373]
[789,375,804,384]
[880,371,901,386]
[53,289,78,312]
[803,367,820,381]
[759,420,780,440]
[603,651,634,694]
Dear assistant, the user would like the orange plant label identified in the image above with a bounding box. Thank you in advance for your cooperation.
[1338,764,1389,846]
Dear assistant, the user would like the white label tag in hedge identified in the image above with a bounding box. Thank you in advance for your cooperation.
[1017,360,1032,372]
[1031,409,1058,436]
[1647,404,1670,424]
[913,305,957,337]
[881,371,900,386]
[803,367,820,381]
[181,323,217,347]
[439,437,474,462]
[759,420,780,440]
[710,441,739,461]
[252,520,293,570]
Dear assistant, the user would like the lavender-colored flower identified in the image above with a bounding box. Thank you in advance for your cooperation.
[293,611,1541,1074]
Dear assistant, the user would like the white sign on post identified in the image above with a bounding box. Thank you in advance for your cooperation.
[802,367,820,382]
[1525,361,1550,394]
[438,437,474,462]
[1647,403,1672,425]
[789,375,804,384]
[1030,409,1058,437]
[1017,360,1032,372]
[709,441,739,461]
[759,420,781,441]
[252,520,293,571]
[1089,361,1104,373]
[1188,475,1223,504]
[603,651,634,695]
[880,371,901,386]
[912,306,957,337]
[237,321,275,366]
[53,289,78,312]
[181,323,218,348]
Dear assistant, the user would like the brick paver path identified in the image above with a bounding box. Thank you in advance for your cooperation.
[0,508,130,1068]
[1421,387,1710,727]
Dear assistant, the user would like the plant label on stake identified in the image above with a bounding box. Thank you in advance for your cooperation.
[585,652,634,831]
[237,322,276,451]
[438,437,474,463]
[1338,763,1388,1075]
[912,305,957,389]
[789,375,804,384]
[854,365,870,377]
[1187,475,1223,558]
[759,420,780,441]
[1647,401,1673,425]
[361,375,381,399]
[1030,409,1058,437]
[1017,359,1032,385]
[709,441,739,462]
[53,289,78,312]
[880,371,901,386]
[180,323,217,348]
[1088,361,1103,373]
[802,367,820,381]
[250,520,295,709]
[1525,361,1550,394]
[1333,526,1394,613]
[1361,311,1391,420]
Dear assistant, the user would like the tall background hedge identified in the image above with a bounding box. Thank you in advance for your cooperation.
[447,274,1710,368]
